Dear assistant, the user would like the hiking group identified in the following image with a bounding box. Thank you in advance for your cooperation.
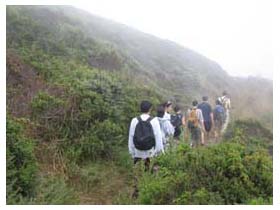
[128,91,231,170]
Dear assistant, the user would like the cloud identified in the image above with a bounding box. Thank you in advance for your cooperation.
[73,0,273,79]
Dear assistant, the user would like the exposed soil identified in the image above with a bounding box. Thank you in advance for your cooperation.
[6,50,65,118]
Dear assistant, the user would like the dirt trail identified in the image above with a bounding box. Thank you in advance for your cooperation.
[74,162,133,205]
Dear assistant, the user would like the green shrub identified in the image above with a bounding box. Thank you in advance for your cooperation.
[174,188,224,205]
[6,116,38,204]
[247,197,272,205]
[31,91,66,117]
[138,170,190,204]
[129,129,272,205]
[78,120,123,161]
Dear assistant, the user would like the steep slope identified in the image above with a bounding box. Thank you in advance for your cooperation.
[6,6,272,127]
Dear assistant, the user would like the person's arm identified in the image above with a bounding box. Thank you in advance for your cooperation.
[128,118,136,157]
[210,112,214,127]
[201,122,206,132]
[182,115,186,126]
[198,110,205,131]
[209,105,214,126]
[166,120,175,136]
[198,110,205,145]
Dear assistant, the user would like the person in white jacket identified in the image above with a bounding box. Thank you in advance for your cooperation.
[218,91,231,133]
[163,101,173,120]
[128,101,164,171]
[156,105,174,149]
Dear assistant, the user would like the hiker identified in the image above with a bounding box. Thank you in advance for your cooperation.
[163,101,173,120]
[213,99,225,142]
[128,100,164,171]
[171,105,186,141]
[198,96,214,144]
[128,101,164,199]
[218,91,231,132]
[219,91,231,111]
[187,100,205,147]
[157,105,175,149]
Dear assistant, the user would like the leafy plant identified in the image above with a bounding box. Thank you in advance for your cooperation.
[6,116,38,204]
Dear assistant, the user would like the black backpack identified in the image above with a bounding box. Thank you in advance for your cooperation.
[133,117,156,151]
[171,114,183,128]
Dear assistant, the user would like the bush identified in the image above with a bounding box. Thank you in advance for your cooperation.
[247,197,273,205]
[31,91,65,116]
[6,116,38,204]
[77,120,123,161]
[128,129,272,205]
[174,188,224,205]
[138,170,190,204]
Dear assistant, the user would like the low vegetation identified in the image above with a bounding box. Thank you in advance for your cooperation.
[6,5,273,205]
[117,120,273,205]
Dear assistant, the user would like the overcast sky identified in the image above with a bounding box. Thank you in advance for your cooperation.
[73,0,272,79]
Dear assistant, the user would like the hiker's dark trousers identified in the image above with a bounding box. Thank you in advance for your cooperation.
[134,157,150,171]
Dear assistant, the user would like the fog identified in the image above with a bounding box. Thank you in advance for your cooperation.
[73,0,272,79]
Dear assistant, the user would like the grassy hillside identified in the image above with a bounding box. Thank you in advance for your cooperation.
[6,5,273,204]
[6,6,272,121]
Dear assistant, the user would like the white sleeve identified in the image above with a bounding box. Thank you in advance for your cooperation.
[166,120,175,136]
[128,118,137,157]
[198,110,204,124]
[152,119,164,153]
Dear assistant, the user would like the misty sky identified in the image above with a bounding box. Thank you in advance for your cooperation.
[73,0,272,79]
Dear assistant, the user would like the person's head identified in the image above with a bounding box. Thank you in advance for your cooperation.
[156,105,165,118]
[216,99,222,105]
[140,100,152,114]
[164,101,173,113]
[192,100,198,107]
[222,91,227,96]
[202,96,208,102]
[174,105,181,113]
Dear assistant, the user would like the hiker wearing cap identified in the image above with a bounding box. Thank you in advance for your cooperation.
[156,105,175,149]
[198,96,214,144]
[187,100,205,147]
[128,100,164,170]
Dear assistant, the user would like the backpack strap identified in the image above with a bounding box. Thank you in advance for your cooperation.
[137,116,142,122]
[137,116,153,122]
